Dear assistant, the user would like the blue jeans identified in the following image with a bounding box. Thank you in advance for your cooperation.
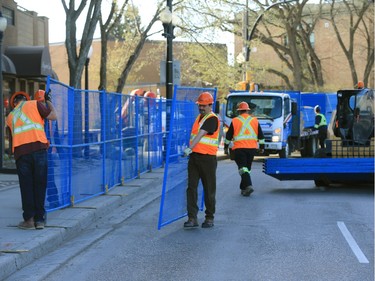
[16,150,48,222]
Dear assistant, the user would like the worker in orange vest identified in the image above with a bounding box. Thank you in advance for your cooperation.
[183,92,220,228]
[6,90,57,230]
[224,101,265,196]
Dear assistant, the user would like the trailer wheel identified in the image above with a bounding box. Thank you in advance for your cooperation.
[314,178,330,187]
[305,137,318,157]
[300,139,308,157]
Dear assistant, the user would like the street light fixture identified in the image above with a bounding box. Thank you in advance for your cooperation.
[0,13,7,171]
[245,0,297,62]
[243,0,297,79]
[160,3,177,100]
[84,45,93,157]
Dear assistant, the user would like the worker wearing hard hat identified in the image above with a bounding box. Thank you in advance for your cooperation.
[6,90,57,230]
[224,101,265,197]
[314,105,327,149]
[183,92,220,229]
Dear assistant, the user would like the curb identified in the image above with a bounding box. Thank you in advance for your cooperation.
[0,169,164,280]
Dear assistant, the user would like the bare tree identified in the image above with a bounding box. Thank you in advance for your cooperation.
[179,0,327,91]
[98,0,129,91]
[326,0,373,87]
[62,0,102,88]
[255,0,325,90]
[114,3,164,93]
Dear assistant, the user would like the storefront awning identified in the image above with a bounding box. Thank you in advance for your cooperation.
[4,46,54,77]
[2,54,16,75]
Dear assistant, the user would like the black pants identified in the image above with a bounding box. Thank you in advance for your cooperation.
[16,150,48,222]
[187,153,217,220]
[234,148,257,189]
[318,126,327,148]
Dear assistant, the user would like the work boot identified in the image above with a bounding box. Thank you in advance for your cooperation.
[18,218,35,230]
[201,219,214,228]
[35,221,45,230]
[241,186,254,197]
[183,218,199,229]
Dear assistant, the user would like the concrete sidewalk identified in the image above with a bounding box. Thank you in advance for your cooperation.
[0,168,168,280]
[0,151,229,280]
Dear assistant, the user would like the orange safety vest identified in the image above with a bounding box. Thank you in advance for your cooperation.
[190,112,220,155]
[231,113,259,150]
[6,101,47,152]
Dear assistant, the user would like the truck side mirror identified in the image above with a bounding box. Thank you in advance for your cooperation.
[291,102,297,115]
[214,100,220,114]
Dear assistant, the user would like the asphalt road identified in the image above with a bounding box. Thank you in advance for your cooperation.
[6,158,374,281]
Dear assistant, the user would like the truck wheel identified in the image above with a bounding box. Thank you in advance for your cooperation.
[309,137,318,157]
[300,140,307,157]
[314,178,330,187]
[279,143,289,158]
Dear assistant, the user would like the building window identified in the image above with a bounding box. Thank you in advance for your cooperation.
[310,32,315,49]
[2,7,15,26]
[283,35,289,47]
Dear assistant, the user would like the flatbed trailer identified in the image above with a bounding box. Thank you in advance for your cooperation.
[263,157,374,186]
[263,87,374,187]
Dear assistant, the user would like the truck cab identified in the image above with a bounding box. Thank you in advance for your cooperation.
[224,91,296,158]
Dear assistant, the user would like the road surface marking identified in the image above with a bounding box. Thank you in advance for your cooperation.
[337,221,369,264]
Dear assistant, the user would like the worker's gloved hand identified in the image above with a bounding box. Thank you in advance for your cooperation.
[184,147,192,157]
[45,90,52,103]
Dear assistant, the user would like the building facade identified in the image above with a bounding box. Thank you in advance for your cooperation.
[0,0,55,172]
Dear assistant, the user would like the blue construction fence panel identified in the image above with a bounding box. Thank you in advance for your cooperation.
[44,77,164,211]
[158,86,217,229]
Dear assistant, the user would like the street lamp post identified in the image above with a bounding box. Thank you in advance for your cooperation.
[160,2,176,100]
[84,45,93,157]
[160,2,177,160]
[0,13,7,170]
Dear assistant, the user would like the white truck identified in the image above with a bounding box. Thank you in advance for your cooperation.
[223,90,335,158]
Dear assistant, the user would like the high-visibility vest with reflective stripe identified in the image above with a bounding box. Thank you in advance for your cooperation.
[190,112,220,155]
[6,101,47,152]
[314,113,327,128]
[232,113,259,150]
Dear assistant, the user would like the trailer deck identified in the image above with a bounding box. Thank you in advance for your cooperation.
[263,157,374,185]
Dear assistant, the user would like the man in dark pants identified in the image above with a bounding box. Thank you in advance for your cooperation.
[314,105,327,148]
[183,92,220,228]
[6,90,57,230]
[225,102,265,196]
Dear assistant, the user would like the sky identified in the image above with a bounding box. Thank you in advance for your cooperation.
[15,0,234,62]
[15,0,161,43]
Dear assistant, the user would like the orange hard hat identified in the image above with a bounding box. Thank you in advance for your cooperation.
[130,88,145,96]
[237,101,250,111]
[196,92,214,105]
[144,91,157,99]
[357,81,364,89]
[34,89,45,102]
[10,91,30,108]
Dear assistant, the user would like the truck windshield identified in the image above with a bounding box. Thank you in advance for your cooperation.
[226,96,282,120]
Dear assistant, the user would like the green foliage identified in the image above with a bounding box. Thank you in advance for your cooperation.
[109,5,143,41]
[177,42,240,99]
